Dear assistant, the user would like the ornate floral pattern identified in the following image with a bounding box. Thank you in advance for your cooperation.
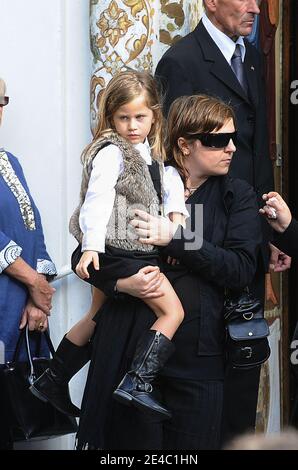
[0,151,36,230]
[37,258,57,276]
[89,0,204,131]
[97,1,133,48]
[0,240,22,274]
[159,0,185,46]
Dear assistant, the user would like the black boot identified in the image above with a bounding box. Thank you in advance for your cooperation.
[30,336,91,417]
[113,330,174,419]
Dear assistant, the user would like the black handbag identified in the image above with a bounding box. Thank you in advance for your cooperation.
[224,289,271,369]
[3,326,78,441]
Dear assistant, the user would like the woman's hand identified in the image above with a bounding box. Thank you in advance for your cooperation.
[76,250,99,279]
[5,257,55,315]
[260,192,292,233]
[19,299,49,332]
[116,265,165,299]
[130,210,177,246]
[269,243,291,272]
[28,273,55,315]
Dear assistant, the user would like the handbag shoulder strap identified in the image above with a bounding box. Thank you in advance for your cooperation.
[13,326,56,384]
[12,326,56,363]
[44,330,56,357]
[12,328,26,363]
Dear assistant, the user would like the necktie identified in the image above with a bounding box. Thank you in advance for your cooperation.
[231,44,248,95]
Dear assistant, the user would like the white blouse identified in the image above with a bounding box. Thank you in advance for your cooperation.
[79,140,188,252]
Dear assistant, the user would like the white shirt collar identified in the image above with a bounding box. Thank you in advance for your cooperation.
[134,138,152,164]
[202,13,246,65]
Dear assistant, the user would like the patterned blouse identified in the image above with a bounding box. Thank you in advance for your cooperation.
[0,149,56,362]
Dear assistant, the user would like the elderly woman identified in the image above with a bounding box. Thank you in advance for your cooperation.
[76,94,262,450]
[0,78,56,449]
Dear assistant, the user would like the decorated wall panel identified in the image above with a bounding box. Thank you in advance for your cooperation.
[89,0,203,130]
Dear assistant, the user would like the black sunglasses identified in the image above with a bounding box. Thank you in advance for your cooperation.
[0,96,9,106]
[192,131,237,148]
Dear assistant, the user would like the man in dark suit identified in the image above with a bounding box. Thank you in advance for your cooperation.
[156,0,271,211]
[155,0,288,443]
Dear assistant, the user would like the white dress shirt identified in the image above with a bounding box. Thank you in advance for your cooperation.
[79,140,188,252]
[202,13,246,65]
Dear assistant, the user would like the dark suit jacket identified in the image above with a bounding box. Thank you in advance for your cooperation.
[273,218,298,258]
[155,20,274,266]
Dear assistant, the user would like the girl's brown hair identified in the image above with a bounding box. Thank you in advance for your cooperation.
[166,94,236,184]
[82,70,165,165]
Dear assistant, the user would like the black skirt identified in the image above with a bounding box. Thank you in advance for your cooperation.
[71,244,159,291]
[76,264,224,450]
[76,297,156,449]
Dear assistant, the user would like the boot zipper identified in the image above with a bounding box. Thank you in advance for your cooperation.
[136,331,160,374]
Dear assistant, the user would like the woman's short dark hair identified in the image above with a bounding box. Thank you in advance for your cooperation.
[166,94,236,184]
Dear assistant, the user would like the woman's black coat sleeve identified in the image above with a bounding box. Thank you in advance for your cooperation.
[164,184,262,290]
[273,218,298,258]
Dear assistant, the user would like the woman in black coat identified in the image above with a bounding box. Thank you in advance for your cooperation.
[261,191,298,426]
[76,95,262,450]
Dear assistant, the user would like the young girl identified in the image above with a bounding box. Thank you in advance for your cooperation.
[31,70,188,420]
[75,94,260,451]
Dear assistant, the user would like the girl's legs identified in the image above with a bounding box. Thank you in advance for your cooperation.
[66,287,107,346]
[30,287,106,416]
[143,276,184,339]
[113,277,184,419]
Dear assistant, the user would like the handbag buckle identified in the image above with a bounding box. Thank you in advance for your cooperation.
[28,372,37,385]
[241,346,253,359]
[243,312,254,320]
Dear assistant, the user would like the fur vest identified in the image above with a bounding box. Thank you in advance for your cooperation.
[69,132,163,252]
